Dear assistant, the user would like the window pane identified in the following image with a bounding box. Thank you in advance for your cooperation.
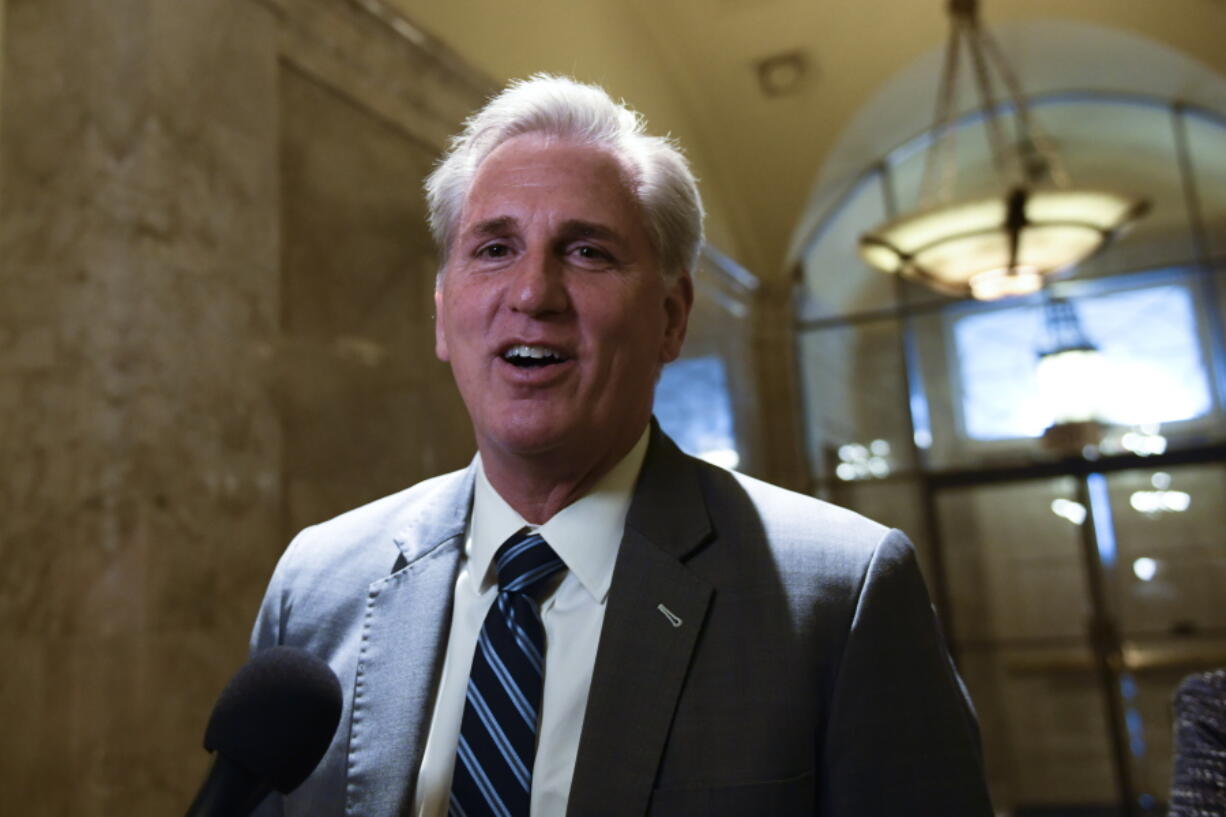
[1103,464,1226,805]
[798,319,915,483]
[936,478,1117,812]
[1036,100,1192,278]
[951,279,1213,440]
[825,478,934,583]
[938,478,1092,643]
[799,172,896,319]
[655,355,739,469]
[887,106,1008,214]
[1107,464,1226,635]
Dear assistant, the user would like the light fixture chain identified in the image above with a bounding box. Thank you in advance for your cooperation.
[977,25,1071,187]
[920,18,965,207]
[966,17,1014,181]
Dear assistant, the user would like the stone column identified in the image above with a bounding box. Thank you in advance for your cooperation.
[749,278,811,493]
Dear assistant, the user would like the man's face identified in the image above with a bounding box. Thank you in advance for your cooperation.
[435,134,691,466]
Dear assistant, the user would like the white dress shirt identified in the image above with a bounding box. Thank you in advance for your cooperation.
[412,428,650,816]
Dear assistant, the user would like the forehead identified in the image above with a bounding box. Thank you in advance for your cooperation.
[461,134,645,227]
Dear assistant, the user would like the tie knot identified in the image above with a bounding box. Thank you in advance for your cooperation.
[493,530,565,599]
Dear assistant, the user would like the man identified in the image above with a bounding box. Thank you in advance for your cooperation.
[251,75,994,816]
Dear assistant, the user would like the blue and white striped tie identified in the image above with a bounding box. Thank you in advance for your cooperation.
[449,530,565,817]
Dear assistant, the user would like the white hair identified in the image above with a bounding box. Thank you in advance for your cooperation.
[425,74,704,278]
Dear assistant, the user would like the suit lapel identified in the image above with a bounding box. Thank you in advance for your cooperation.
[345,466,475,817]
[567,429,715,817]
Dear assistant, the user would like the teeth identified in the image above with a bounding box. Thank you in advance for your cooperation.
[504,345,565,361]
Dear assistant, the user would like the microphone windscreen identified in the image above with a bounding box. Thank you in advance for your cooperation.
[204,646,342,794]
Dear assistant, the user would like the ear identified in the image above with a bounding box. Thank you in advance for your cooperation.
[659,271,693,365]
[434,285,450,362]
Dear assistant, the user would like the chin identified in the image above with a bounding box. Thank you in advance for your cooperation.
[481,412,580,458]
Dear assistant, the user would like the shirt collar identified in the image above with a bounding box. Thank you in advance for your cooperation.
[467,426,650,603]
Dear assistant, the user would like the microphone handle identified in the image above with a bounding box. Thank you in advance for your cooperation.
[184,753,273,817]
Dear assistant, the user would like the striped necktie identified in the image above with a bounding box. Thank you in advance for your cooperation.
[449,530,565,817]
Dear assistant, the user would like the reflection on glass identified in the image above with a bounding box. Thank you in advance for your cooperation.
[1087,472,1118,570]
[1129,489,1191,515]
[834,439,893,480]
[799,320,914,482]
[1132,557,1158,582]
[1051,498,1087,525]
[1110,425,1169,457]
[953,281,1212,439]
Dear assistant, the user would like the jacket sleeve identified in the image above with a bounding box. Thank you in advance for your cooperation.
[819,529,994,816]
[243,529,315,817]
[249,524,319,655]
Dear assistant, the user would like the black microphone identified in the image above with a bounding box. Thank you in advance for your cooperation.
[184,646,343,817]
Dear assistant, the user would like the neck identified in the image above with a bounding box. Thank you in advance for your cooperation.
[478,427,647,524]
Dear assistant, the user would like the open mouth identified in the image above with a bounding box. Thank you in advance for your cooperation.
[501,344,572,369]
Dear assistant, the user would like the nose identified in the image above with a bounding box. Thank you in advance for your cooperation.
[508,249,569,316]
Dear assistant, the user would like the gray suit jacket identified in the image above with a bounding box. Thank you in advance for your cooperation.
[250,428,994,816]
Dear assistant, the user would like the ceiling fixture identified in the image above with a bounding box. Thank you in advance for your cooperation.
[858,0,1149,300]
[755,49,809,97]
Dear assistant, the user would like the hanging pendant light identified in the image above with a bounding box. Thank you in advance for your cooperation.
[859,0,1148,300]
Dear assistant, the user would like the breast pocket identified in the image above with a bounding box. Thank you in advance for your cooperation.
[646,769,815,817]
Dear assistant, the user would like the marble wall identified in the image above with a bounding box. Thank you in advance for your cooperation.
[0,0,489,811]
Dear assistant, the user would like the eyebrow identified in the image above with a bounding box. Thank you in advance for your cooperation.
[556,220,624,245]
[463,217,629,247]
[467,216,518,239]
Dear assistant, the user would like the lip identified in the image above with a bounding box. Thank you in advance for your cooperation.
[495,355,577,386]
[495,339,576,359]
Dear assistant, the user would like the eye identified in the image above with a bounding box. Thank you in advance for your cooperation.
[570,244,615,265]
[475,242,512,259]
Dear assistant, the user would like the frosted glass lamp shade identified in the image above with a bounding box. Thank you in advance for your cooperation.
[860,189,1148,300]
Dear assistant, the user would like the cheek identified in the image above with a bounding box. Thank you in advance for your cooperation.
[605,314,671,381]
[441,286,494,349]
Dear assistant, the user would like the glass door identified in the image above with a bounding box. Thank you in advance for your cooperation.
[1103,464,1226,810]
[936,477,1122,815]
